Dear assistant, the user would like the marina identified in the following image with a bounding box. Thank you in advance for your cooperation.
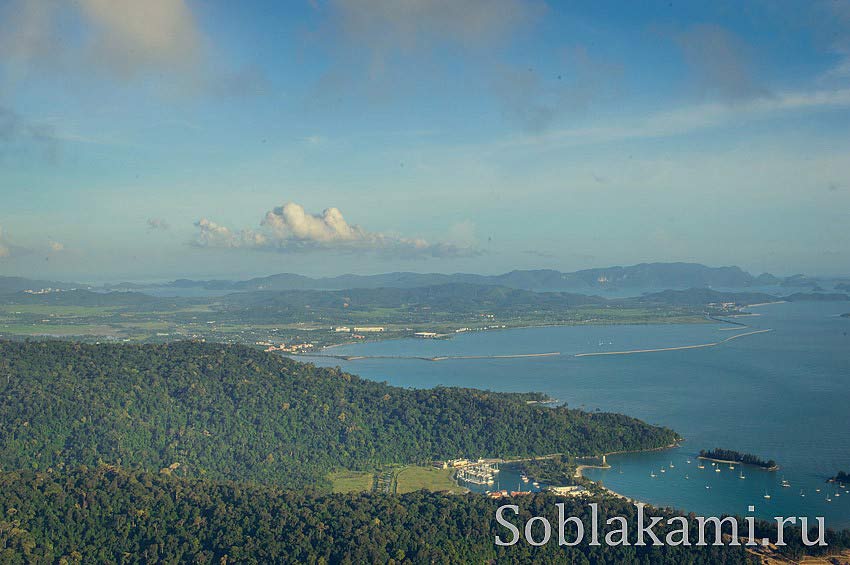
[312,301,850,527]
[454,461,500,486]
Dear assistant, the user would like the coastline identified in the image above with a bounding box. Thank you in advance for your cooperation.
[315,327,774,361]
[317,315,714,353]
[571,442,681,504]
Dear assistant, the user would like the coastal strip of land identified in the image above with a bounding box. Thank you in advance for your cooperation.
[574,328,773,358]
[696,455,779,471]
[571,442,681,503]
[745,301,787,308]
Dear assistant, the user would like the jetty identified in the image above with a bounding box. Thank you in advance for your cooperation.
[296,351,561,362]
[574,329,772,358]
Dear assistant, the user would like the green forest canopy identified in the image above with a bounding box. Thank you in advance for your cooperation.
[0,340,677,488]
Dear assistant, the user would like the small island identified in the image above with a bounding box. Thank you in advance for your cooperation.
[828,471,850,484]
[698,448,778,471]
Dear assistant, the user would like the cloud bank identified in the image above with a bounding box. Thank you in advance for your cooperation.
[0,0,202,80]
[0,0,264,97]
[673,24,768,101]
[195,202,476,258]
[322,0,543,56]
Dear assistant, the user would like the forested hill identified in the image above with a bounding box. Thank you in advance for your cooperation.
[0,466,767,564]
[0,341,676,488]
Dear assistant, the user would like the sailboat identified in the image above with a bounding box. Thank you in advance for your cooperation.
[650,471,656,478]
[764,491,771,499]
[669,462,675,468]
[697,461,705,469]
[715,467,721,473]
[739,470,746,479]
[800,489,805,497]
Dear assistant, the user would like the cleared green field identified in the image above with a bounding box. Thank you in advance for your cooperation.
[0,305,116,316]
[395,466,466,494]
[0,323,119,336]
[328,470,375,493]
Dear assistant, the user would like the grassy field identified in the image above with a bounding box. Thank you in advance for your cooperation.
[0,295,708,348]
[0,304,117,316]
[328,466,466,494]
[328,470,375,493]
[395,466,466,494]
[0,323,120,336]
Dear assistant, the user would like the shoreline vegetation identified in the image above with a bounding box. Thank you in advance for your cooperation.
[698,449,778,471]
[573,441,682,478]
[0,340,680,490]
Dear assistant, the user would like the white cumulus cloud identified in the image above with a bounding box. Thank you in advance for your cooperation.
[195,202,476,258]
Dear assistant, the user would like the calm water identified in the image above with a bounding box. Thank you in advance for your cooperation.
[308,302,850,527]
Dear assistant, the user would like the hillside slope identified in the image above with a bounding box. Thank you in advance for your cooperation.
[0,341,676,487]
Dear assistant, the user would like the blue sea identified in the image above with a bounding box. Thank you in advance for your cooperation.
[308,301,850,528]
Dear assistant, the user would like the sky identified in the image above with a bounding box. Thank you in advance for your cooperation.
[1,0,849,282]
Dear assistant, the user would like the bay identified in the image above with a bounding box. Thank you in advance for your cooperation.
[309,301,850,528]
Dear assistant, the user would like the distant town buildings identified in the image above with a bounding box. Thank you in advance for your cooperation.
[24,288,73,294]
[353,326,385,333]
[707,302,739,312]
[265,343,314,353]
[548,485,587,497]
[414,331,438,338]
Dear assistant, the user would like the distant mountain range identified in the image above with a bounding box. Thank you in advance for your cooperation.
[1,262,844,296]
[102,262,832,293]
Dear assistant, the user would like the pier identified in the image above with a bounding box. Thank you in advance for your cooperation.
[295,351,562,362]
[574,329,773,358]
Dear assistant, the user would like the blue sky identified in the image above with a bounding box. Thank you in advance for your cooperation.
[1,0,849,281]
